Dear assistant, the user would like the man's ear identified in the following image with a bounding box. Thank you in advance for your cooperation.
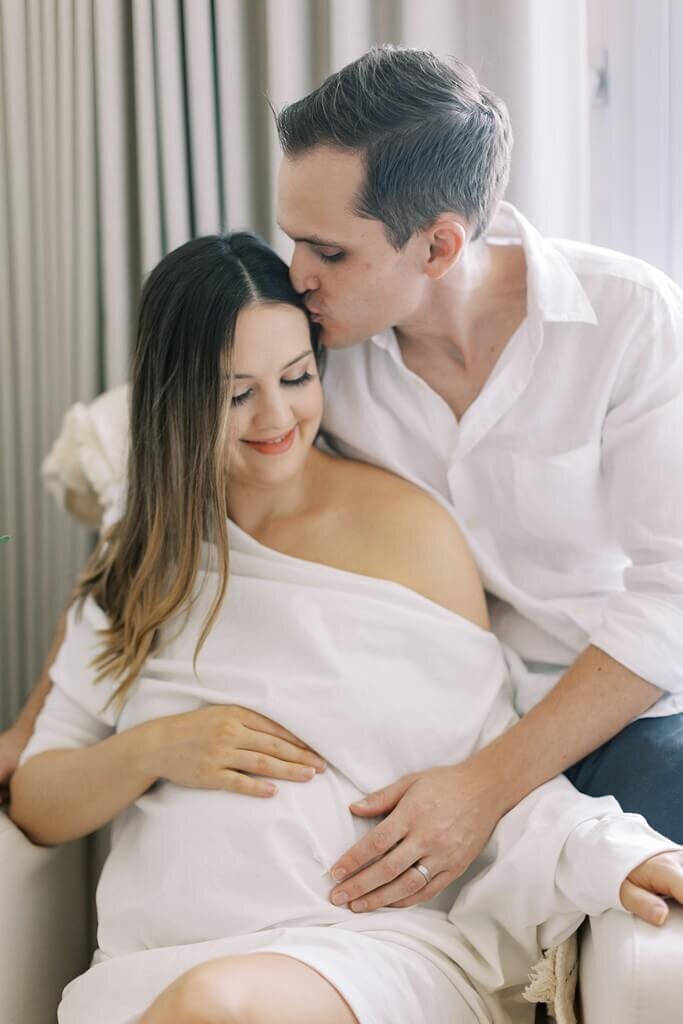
[423,217,468,279]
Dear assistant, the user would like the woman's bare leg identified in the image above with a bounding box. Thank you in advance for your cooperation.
[139,952,359,1024]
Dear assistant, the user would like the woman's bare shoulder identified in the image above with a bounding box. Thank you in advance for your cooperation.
[326,456,490,629]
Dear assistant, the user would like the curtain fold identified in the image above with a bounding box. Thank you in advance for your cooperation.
[1,0,590,725]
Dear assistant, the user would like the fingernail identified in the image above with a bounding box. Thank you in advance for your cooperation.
[331,868,346,882]
[265,784,278,795]
[651,906,667,925]
[300,767,316,779]
[351,899,367,912]
[352,798,368,807]
[331,891,348,906]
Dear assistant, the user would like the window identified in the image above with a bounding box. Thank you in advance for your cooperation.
[588,0,683,284]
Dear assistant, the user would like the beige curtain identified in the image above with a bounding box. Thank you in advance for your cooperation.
[0,0,588,727]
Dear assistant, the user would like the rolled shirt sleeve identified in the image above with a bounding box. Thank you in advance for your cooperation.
[591,284,683,692]
[18,597,120,767]
[446,774,681,996]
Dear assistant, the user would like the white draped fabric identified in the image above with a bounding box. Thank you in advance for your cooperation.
[1,0,589,723]
[19,521,676,1023]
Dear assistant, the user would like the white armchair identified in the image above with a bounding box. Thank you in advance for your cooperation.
[0,808,90,1024]
[579,903,683,1022]
[3,805,683,1024]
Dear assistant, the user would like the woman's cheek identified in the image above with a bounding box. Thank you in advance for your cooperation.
[303,382,324,430]
[225,408,247,465]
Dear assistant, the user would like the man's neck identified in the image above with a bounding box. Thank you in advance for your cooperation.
[395,238,527,368]
[393,240,528,419]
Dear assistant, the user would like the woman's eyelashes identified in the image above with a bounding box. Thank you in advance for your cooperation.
[319,251,344,264]
[231,370,316,407]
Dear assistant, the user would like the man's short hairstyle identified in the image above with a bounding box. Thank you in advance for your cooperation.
[276,45,513,249]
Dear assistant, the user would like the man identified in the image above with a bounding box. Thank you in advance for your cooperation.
[273,45,683,915]
[3,46,682,922]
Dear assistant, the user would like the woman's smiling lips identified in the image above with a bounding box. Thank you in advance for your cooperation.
[241,425,297,455]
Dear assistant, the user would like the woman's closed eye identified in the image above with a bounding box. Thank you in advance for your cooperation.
[231,371,316,407]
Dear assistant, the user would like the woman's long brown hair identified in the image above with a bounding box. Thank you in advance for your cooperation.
[75,233,323,713]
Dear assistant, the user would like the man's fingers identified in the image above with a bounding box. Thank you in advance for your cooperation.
[620,878,669,926]
[348,865,450,913]
[328,838,425,906]
[388,870,452,909]
[349,776,413,817]
[329,815,408,884]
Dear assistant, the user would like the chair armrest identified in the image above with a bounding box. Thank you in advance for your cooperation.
[0,808,90,1024]
[579,904,683,1023]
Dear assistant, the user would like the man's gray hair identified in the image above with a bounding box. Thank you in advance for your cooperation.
[276,45,513,249]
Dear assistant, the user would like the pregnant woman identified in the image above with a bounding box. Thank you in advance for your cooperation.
[10,233,683,1024]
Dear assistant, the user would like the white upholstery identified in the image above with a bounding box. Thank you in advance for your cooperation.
[579,902,683,1023]
[0,808,90,1024]
[2,806,683,1023]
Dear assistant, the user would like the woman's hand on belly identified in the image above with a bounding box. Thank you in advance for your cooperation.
[140,705,327,797]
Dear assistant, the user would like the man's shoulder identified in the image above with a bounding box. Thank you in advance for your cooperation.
[550,237,681,307]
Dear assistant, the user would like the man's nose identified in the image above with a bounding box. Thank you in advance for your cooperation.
[289,245,320,296]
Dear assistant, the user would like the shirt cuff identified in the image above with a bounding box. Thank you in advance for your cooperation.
[557,812,682,915]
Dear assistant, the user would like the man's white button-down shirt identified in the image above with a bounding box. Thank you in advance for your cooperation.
[321,202,683,717]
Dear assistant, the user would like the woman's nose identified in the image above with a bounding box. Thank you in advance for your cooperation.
[289,245,320,297]
[253,387,293,429]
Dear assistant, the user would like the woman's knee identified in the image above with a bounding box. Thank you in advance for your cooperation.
[142,961,248,1024]
[142,953,358,1024]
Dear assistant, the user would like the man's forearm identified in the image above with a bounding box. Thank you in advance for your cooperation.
[467,644,663,817]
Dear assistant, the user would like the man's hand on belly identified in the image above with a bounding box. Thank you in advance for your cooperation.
[327,763,503,912]
[327,648,664,912]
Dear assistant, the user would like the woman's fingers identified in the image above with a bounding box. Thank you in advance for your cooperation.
[230,748,319,783]
[235,707,319,753]
[240,728,326,771]
[219,769,279,798]
[620,877,669,926]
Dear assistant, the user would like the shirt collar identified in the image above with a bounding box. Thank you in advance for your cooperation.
[484,201,598,325]
[371,201,597,355]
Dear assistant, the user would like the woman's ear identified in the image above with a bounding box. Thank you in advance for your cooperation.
[424,217,468,280]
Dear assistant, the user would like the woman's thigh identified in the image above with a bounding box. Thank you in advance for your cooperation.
[139,952,359,1024]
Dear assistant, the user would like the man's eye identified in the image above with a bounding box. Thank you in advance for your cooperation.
[319,251,344,264]
[231,389,252,406]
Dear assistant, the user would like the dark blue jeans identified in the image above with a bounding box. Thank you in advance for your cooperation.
[565,713,683,843]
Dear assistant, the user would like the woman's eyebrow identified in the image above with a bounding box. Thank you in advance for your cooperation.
[234,350,312,379]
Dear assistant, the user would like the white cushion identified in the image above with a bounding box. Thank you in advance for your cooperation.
[580,904,683,1023]
[0,809,90,1023]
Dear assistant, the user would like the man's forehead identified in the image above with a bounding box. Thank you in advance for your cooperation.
[277,150,364,237]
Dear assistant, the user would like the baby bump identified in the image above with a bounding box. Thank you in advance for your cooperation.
[95,765,374,955]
